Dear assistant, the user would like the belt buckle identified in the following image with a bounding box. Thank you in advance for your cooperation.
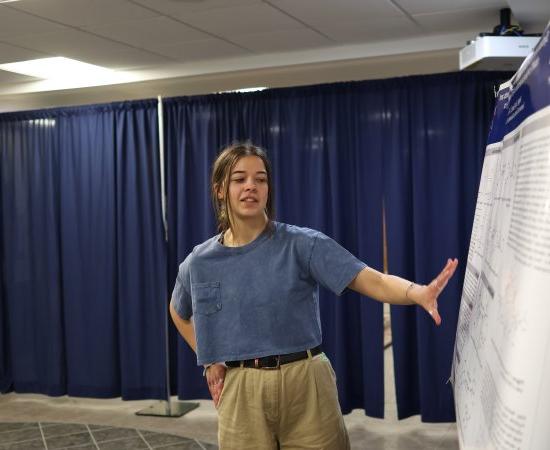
[256,355,280,370]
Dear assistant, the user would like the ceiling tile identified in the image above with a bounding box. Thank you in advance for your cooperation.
[0,42,48,64]
[80,48,173,70]
[131,0,260,16]
[229,28,332,53]
[269,0,404,27]
[0,5,69,39]
[4,29,129,55]
[8,0,158,27]
[0,69,37,84]
[3,29,172,69]
[317,16,422,43]
[508,0,550,32]
[154,39,250,62]
[86,16,211,49]
[394,0,506,16]
[172,3,304,37]
[413,8,501,33]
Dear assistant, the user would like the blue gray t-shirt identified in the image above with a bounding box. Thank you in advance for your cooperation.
[171,221,366,365]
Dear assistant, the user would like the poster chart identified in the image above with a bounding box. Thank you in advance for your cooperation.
[452,22,550,450]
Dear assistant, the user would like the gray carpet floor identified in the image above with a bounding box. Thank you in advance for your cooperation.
[0,422,217,450]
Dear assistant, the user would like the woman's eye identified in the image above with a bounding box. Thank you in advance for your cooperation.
[257,178,267,183]
[232,178,245,183]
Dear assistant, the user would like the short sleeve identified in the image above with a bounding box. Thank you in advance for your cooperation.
[309,232,367,296]
[171,254,193,320]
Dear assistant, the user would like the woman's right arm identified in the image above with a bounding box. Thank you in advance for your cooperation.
[169,301,197,352]
[169,301,226,407]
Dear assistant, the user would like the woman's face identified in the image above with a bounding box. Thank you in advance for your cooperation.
[224,155,269,222]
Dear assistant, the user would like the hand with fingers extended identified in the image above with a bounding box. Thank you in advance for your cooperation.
[407,258,459,326]
[205,363,227,408]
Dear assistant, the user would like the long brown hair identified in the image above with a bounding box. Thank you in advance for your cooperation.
[211,142,275,234]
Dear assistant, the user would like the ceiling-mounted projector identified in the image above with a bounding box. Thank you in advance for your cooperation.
[459,7,542,71]
[459,35,540,71]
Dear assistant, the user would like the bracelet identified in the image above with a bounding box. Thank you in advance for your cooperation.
[202,363,214,377]
[405,282,416,299]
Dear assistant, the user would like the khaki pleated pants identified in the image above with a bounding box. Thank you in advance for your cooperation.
[217,353,350,450]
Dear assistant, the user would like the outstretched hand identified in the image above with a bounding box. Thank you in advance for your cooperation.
[410,258,458,326]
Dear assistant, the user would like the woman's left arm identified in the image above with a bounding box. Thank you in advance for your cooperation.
[347,258,458,325]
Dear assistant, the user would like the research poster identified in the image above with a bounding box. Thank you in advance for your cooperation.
[452,23,550,450]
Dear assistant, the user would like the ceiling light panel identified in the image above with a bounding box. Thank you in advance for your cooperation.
[0,57,114,81]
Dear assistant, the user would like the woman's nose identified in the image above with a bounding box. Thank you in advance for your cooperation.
[245,179,257,191]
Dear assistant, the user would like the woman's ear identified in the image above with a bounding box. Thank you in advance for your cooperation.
[214,183,224,200]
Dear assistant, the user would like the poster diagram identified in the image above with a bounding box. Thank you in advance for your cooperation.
[452,23,550,450]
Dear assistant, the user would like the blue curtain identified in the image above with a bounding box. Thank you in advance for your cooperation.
[0,70,509,419]
[383,72,512,421]
[164,85,386,417]
[0,166,6,393]
[0,100,167,399]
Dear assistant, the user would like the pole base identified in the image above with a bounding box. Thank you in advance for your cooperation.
[135,401,200,418]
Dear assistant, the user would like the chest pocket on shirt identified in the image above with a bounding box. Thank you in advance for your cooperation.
[192,281,222,316]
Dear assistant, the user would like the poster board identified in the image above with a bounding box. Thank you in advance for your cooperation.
[452,23,550,450]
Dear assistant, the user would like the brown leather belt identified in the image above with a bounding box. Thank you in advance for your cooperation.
[225,345,322,369]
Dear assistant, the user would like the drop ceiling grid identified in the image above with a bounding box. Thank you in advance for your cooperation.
[0,0,545,100]
[0,0,513,71]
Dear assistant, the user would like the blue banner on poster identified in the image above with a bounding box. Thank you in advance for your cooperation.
[501,24,550,133]
[487,84,512,145]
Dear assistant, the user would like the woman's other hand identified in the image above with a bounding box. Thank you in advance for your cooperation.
[205,363,227,408]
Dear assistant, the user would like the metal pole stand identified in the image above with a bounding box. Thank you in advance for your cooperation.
[135,96,200,419]
[136,398,199,418]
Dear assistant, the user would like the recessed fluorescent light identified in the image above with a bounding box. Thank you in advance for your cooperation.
[220,87,268,93]
[0,1,22,3]
[0,57,113,81]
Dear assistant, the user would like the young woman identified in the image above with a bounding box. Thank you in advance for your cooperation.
[170,142,458,450]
